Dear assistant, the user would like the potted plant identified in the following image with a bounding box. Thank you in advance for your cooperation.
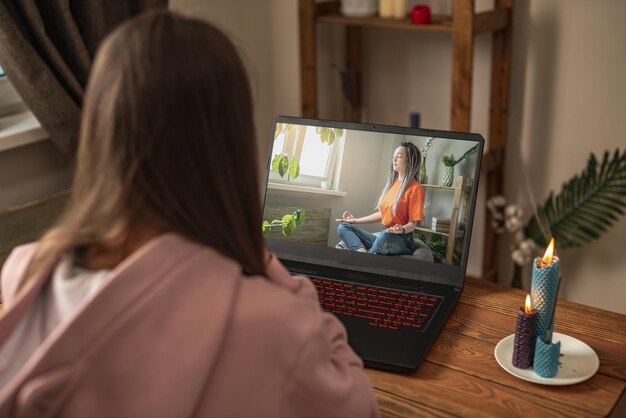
[440,144,479,187]
[262,209,306,237]
[271,124,342,182]
[271,153,300,181]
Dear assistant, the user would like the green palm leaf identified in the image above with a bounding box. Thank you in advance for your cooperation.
[525,149,626,249]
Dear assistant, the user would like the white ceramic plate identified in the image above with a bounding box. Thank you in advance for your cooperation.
[494,332,599,385]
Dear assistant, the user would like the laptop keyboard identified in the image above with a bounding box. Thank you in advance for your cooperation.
[311,278,441,331]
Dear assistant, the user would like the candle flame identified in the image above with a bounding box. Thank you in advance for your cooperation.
[542,238,555,266]
[524,294,532,314]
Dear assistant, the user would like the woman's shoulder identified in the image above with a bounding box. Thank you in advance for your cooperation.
[2,242,39,275]
[235,270,320,334]
[1,242,40,307]
[230,256,323,345]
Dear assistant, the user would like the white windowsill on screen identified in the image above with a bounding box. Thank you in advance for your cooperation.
[0,111,47,152]
[268,182,347,197]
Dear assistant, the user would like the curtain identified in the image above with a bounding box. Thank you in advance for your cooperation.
[0,0,168,154]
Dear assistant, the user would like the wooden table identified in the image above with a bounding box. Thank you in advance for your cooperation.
[365,277,626,417]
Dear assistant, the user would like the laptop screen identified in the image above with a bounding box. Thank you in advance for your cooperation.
[262,117,483,287]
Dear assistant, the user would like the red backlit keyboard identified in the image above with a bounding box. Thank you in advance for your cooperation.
[311,277,441,331]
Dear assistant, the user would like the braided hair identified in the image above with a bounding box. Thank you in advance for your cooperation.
[376,142,422,215]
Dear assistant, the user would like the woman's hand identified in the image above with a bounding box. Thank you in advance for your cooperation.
[335,211,357,223]
[386,224,406,234]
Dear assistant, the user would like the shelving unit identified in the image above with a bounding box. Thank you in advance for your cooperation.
[415,176,469,264]
[298,0,514,280]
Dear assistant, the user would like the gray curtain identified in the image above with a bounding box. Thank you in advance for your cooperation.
[0,0,168,154]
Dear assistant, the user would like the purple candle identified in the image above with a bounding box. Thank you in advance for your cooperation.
[512,294,537,369]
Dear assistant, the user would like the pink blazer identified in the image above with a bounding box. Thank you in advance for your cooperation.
[0,233,379,418]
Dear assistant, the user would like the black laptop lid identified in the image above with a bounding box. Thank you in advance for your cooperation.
[262,116,483,289]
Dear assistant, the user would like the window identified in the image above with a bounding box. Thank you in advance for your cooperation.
[0,65,47,152]
[0,65,27,117]
[269,124,344,188]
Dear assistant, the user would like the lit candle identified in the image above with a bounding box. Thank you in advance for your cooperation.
[512,294,537,369]
[531,238,560,343]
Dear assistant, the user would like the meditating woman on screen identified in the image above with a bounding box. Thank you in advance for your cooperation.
[336,142,424,256]
[0,11,379,418]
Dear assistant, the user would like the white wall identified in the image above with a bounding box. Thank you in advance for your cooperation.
[333,131,391,236]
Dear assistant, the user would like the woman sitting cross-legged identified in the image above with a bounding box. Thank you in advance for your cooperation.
[336,142,424,256]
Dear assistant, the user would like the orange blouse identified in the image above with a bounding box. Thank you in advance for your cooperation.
[380,179,424,227]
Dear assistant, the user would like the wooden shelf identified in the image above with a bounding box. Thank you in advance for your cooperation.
[415,175,467,263]
[318,14,452,33]
[316,10,507,35]
[422,183,456,191]
[414,226,465,239]
[299,0,514,278]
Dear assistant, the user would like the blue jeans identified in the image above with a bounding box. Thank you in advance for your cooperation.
[337,222,415,256]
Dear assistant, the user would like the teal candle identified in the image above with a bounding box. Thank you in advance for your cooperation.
[534,336,561,377]
[531,250,560,343]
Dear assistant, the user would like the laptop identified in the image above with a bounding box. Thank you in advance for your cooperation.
[262,116,484,373]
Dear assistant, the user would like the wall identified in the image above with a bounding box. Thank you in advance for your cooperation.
[0,140,71,209]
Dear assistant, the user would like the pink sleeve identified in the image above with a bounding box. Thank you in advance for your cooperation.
[279,309,380,418]
[265,254,379,417]
[264,254,318,301]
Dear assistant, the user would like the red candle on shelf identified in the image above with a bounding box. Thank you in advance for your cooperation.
[410,5,431,24]
[512,294,537,369]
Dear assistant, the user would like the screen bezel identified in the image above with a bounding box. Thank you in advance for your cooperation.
[262,116,484,289]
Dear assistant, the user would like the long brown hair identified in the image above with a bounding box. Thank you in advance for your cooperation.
[20,11,266,289]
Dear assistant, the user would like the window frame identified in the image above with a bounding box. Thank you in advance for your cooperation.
[268,124,342,188]
[0,70,28,117]
[0,66,47,152]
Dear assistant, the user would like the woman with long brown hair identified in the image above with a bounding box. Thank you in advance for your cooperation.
[0,11,379,418]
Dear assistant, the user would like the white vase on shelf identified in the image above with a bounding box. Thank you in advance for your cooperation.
[341,0,377,17]
[441,165,454,187]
